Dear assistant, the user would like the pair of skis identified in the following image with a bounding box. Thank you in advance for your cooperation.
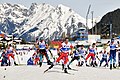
[44,68,78,73]
[44,66,77,75]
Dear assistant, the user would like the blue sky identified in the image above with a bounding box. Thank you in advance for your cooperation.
[0,0,120,19]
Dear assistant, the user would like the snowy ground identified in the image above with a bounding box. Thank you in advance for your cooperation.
[0,64,120,80]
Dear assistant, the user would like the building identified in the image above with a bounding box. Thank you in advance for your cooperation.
[76,27,88,41]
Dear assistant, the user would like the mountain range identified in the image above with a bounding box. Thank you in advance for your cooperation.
[0,3,94,41]
[91,8,120,38]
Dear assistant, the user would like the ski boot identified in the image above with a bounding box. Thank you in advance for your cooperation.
[104,63,109,67]
[99,63,102,67]
[67,65,71,70]
[48,63,54,70]
[47,60,52,65]
[8,60,11,66]
[80,61,84,66]
[113,63,116,68]
[94,61,98,67]
[110,64,112,70]
[85,61,89,67]
[62,64,64,70]
[14,61,18,66]
[119,62,120,67]
[39,62,42,67]
[64,68,68,73]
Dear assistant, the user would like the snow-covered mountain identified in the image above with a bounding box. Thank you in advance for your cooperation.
[0,3,29,34]
[0,3,93,41]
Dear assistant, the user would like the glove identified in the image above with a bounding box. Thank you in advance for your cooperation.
[70,55,73,58]
[16,52,18,55]
[70,52,73,56]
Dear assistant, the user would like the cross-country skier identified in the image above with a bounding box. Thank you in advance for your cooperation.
[45,38,73,73]
[38,37,52,67]
[85,43,97,67]
[0,49,8,66]
[6,44,18,66]
[99,48,109,67]
[67,44,86,69]
[27,56,35,65]
[108,39,118,70]
[32,51,40,65]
